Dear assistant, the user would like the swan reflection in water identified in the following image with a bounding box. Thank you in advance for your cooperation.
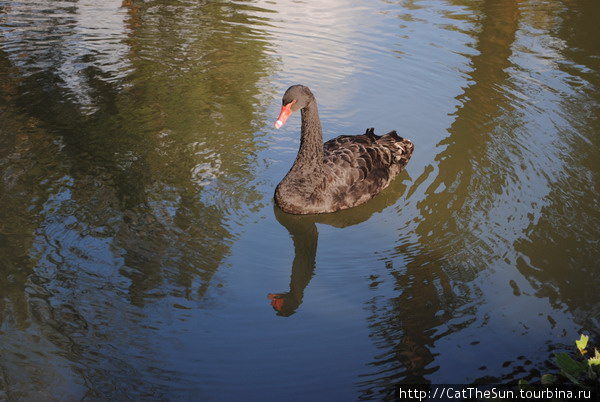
[268,174,411,316]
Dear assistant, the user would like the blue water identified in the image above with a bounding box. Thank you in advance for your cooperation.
[0,0,599,400]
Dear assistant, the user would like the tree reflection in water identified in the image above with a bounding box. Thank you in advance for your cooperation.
[0,0,272,398]
[359,0,523,397]
[358,0,600,398]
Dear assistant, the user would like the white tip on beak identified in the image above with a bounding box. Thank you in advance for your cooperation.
[274,119,284,129]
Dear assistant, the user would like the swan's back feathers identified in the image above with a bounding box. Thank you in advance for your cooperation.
[318,128,414,212]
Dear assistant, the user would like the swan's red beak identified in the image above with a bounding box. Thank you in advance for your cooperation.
[275,102,294,129]
[267,293,285,311]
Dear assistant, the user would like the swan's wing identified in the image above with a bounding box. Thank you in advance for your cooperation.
[323,128,411,187]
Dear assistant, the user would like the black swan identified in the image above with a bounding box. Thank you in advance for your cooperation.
[274,85,414,215]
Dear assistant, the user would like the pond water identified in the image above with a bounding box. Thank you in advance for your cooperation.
[1,0,599,400]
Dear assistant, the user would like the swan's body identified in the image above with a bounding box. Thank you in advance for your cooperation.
[274,85,414,215]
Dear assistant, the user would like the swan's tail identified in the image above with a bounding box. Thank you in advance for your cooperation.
[377,130,414,165]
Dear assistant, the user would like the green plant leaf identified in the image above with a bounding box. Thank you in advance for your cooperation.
[588,348,600,367]
[518,379,535,392]
[576,334,589,355]
[587,365,597,381]
[555,351,586,381]
[561,370,583,386]
[541,373,557,384]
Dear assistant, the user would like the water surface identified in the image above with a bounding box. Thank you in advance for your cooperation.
[1,0,599,400]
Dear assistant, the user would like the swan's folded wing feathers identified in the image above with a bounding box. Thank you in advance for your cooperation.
[323,129,412,193]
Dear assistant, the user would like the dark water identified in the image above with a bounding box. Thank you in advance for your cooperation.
[1,0,599,400]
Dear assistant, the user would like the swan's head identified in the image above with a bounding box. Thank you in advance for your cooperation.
[274,85,315,129]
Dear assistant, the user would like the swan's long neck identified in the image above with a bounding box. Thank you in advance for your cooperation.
[295,100,323,168]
